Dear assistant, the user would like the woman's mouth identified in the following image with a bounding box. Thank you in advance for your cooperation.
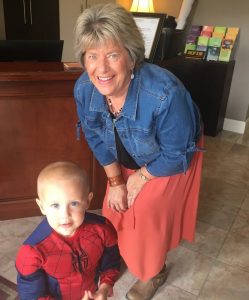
[97,75,114,83]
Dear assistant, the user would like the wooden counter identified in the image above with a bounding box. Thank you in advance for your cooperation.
[0,62,106,220]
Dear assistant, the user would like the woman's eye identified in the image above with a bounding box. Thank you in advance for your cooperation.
[108,53,119,61]
[87,54,97,61]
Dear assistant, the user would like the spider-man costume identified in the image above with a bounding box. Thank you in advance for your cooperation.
[16,212,120,300]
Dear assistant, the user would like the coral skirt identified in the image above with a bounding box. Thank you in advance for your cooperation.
[102,136,204,281]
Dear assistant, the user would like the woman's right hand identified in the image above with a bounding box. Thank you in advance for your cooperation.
[107,184,128,212]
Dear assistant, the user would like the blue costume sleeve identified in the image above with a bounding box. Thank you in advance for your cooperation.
[98,219,120,286]
[17,269,56,300]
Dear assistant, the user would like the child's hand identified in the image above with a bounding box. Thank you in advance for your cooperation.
[90,290,107,300]
[81,290,94,300]
[81,290,107,300]
[82,283,111,300]
[93,283,111,300]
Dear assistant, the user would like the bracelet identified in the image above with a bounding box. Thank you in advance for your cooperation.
[108,174,125,187]
[138,169,150,182]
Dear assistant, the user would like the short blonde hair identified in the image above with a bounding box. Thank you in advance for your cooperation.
[74,3,145,68]
[37,161,90,199]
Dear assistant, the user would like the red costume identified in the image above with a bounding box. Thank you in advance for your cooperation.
[16,212,120,300]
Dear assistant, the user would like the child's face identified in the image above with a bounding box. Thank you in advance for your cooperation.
[36,178,92,237]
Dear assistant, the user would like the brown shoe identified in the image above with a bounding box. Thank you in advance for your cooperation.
[126,265,167,300]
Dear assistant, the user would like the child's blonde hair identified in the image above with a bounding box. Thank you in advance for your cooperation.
[37,161,90,199]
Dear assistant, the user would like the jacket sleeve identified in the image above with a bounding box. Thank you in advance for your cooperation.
[98,219,120,288]
[16,245,56,300]
[146,86,202,177]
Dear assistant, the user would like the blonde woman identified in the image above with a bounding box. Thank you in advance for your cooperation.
[74,4,204,300]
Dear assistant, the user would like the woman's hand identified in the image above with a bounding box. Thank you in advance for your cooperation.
[107,184,128,212]
[126,171,147,208]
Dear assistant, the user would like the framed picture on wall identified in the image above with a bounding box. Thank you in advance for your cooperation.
[132,12,165,62]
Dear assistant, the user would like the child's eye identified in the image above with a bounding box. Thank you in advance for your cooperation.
[71,201,80,207]
[50,203,59,209]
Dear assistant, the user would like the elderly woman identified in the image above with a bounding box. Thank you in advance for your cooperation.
[74,3,203,300]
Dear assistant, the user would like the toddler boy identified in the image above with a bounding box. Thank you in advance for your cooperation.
[16,161,120,300]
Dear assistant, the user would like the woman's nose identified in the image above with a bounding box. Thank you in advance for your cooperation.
[98,57,109,72]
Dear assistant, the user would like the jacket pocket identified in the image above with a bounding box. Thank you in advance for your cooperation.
[131,130,160,157]
[83,115,105,131]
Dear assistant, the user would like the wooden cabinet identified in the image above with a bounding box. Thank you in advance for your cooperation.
[0,62,106,220]
[3,0,60,40]
[159,57,235,136]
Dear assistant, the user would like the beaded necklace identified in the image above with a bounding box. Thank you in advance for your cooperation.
[107,97,123,117]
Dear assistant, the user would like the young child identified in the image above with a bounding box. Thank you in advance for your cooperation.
[15,161,120,300]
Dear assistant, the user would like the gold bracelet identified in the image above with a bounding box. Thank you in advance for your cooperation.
[108,174,125,187]
[138,169,150,181]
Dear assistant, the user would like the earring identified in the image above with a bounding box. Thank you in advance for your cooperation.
[131,70,134,80]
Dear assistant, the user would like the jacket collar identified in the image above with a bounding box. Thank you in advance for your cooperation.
[88,69,141,121]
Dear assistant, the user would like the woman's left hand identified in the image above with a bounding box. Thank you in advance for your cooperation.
[107,184,128,212]
[126,171,147,208]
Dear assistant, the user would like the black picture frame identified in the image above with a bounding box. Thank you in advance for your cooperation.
[132,12,165,62]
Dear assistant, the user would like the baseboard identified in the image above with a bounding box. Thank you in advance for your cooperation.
[0,198,41,220]
[223,118,246,134]
[0,275,18,300]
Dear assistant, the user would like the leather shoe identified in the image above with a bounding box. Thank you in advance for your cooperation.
[126,265,167,300]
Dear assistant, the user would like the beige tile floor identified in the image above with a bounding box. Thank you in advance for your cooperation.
[1,127,249,300]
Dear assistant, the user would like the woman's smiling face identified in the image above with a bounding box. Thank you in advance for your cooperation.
[84,40,135,98]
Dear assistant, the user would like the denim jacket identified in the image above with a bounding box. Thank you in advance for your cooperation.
[74,62,202,177]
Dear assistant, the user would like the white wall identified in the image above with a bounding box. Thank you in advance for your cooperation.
[59,0,83,62]
[191,0,249,124]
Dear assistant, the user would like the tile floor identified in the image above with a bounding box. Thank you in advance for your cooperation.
[0,128,249,300]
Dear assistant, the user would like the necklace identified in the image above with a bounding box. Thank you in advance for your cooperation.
[107,97,123,117]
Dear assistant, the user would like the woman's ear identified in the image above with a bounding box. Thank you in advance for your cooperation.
[36,198,46,215]
[130,60,135,70]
